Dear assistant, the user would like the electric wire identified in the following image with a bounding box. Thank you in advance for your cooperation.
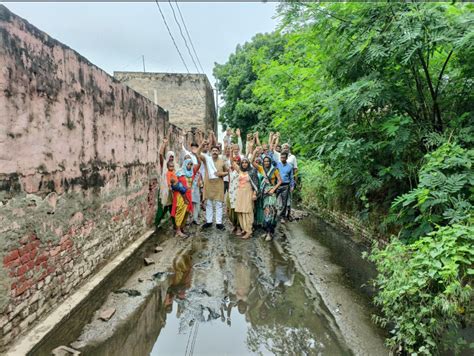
[153,0,205,103]
[168,0,201,74]
[174,1,205,74]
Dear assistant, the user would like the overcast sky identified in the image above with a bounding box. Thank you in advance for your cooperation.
[3,1,280,87]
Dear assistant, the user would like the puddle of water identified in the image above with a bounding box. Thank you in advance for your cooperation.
[299,217,378,297]
[64,231,352,356]
[148,237,351,356]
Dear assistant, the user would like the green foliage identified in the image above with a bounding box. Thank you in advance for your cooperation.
[213,32,286,135]
[214,3,474,353]
[369,223,473,354]
[390,142,474,242]
[300,160,343,212]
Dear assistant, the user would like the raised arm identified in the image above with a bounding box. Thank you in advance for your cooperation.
[198,139,208,160]
[268,132,274,150]
[230,148,240,172]
[246,135,254,158]
[236,128,243,153]
[209,130,217,146]
[254,132,261,146]
[159,136,169,167]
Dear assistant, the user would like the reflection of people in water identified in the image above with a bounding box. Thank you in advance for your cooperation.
[224,257,252,326]
[163,253,193,314]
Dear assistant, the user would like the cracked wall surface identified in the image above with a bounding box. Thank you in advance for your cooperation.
[0,5,186,348]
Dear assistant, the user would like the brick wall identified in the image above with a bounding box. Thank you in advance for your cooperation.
[0,5,186,348]
[114,71,217,133]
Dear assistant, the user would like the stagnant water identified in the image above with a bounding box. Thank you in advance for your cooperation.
[32,218,383,355]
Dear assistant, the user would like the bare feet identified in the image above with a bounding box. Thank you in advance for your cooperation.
[235,229,243,236]
[176,230,186,238]
[240,232,252,240]
[265,234,272,242]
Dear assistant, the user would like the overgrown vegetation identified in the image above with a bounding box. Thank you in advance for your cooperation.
[214,2,473,353]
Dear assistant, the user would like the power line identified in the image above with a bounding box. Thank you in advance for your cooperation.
[154,0,190,73]
[168,0,201,74]
[154,0,205,103]
[174,1,205,74]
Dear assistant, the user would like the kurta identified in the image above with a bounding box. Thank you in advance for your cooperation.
[235,173,254,213]
[235,172,254,234]
[203,157,226,202]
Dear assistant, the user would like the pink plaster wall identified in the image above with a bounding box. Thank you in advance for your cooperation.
[0,5,192,348]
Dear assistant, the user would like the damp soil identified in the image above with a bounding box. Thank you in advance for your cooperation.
[31,216,388,356]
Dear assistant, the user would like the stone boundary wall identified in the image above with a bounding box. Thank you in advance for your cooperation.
[0,5,190,349]
[311,208,381,247]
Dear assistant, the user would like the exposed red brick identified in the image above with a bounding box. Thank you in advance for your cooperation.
[20,253,30,264]
[29,249,38,261]
[26,242,37,251]
[15,281,32,296]
[5,258,21,269]
[35,254,49,266]
[16,265,29,277]
[3,249,20,265]
[27,260,35,271]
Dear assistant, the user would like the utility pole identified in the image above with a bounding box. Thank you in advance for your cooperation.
[142,55,146,72]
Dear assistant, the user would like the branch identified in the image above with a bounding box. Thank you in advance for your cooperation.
[434,49,453,97]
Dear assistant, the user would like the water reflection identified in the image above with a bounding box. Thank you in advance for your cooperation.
[151,235,350,355]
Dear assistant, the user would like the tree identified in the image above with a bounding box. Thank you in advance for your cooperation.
[213,32,286,135]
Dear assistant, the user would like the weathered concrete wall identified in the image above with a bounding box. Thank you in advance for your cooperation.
[0,5,183,348]
[114,71,217,133]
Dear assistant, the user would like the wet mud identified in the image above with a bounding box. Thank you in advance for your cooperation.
[32,216,388,356]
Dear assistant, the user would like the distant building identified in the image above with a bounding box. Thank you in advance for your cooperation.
[114,71,217,133]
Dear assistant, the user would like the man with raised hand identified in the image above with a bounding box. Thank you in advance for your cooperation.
[198,139,228,230]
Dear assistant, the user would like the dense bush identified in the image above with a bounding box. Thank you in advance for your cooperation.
[369,223,473,354]
[369,142,473,354]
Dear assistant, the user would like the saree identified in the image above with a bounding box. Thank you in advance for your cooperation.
[254,172,265,226]
[156,151,175,226]
[259,166,280,234]
[170,174,192,228]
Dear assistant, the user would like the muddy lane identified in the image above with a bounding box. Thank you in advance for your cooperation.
[33,219,387,355]
[149,234,350,355]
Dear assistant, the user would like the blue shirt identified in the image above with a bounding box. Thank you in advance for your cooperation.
[277,162,295,188]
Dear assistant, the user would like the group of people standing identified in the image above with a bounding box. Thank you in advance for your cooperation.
[158,128,298,241]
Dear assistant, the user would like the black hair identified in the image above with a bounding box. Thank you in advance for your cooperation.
[191,142,199,147]
[280,152,288,158]
[211,145,220,151]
